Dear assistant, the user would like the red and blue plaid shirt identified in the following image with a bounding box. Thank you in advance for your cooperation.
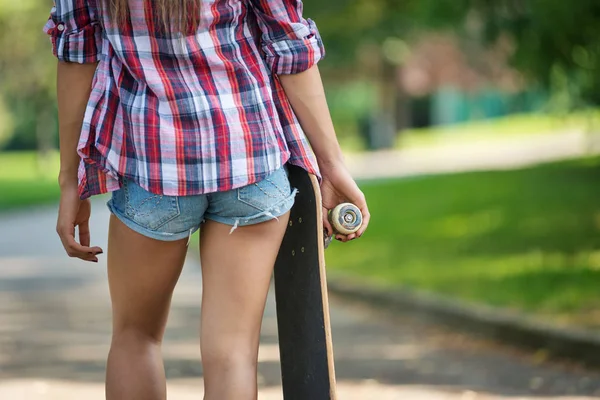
[44,0,324,199]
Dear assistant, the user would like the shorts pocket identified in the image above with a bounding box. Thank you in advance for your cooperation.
[123,179,181,231]
[237,168,292,211]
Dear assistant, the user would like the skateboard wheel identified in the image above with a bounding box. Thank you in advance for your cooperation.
[329,203,362,235]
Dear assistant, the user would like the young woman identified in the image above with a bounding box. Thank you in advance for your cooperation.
[45,0,370,398]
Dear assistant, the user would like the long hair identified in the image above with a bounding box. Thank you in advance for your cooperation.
[104,0,202,34]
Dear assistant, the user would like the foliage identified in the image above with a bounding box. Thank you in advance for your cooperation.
[1,0,599,150]
[305,0,600,107]
[0,1,57,150]
[303,0,411,66]
[406,0,600,107]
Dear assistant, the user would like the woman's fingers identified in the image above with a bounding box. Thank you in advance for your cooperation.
[356,205,370,237]
[335,233,355,242]
[319,168,370,243]
[56,195,101,262]
[326,198,369,242]
[339,196,369,240]
[322,206,333,237]
[57,224,102,262]
[79,220,91,247]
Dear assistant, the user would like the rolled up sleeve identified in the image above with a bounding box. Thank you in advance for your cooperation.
[43,0,102,63]
[250,0,325,75]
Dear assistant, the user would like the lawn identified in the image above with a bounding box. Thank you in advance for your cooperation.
[4,151,599,327]
[395,110,600,151]
[0,151,60,211]
[326,157,600,328]
[334,110,600,153]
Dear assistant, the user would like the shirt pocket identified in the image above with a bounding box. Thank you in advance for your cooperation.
[123,179,181,231]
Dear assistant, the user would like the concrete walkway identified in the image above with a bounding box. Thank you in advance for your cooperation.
[345,130,598,180]
[2,130,600,398]
[1,198,600,399]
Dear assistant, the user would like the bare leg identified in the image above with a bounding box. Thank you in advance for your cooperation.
[199,213,290,400]
[105,215,189,400]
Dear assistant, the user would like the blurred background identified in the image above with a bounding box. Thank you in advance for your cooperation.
[1,0,600,398]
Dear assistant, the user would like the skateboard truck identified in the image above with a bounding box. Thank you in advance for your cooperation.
[324,203,363,248]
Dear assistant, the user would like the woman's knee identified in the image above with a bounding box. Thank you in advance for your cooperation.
[202,346,256,372]
[112,324,165,347]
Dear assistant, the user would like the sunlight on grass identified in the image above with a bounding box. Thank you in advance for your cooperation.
[396,110,600,150]
[0,151,60,210]
[433,209,504,239]
[2,152,600,327]
[326,157,600,324]
[0,150,59,180]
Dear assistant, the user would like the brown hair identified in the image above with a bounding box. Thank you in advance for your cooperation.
[104,0,201,34]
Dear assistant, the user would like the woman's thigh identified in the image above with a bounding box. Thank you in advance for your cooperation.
[107,214,189,339]
[198,214,290,359]
[199,166,295,358]
[106,177,209,337]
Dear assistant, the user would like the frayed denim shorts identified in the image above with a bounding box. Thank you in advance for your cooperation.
[106,166,296,242]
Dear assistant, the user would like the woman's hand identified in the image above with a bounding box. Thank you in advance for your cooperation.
[276,66,370,241]
[319,163,370,242]
[56,184,103,262]
[54,61,101,261]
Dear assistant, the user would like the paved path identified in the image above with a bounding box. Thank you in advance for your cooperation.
[1,200,600,399]
[345,130,599,180]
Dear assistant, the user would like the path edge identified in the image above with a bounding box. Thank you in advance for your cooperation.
[326,273,600,367]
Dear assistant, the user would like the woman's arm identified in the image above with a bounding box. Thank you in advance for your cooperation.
[55,61,103,261]
[45,1,104,261]
[278,66,370,240]
[44,0,103,186]
[249,0,340,166]
[56,61,97,188]
[277,66,343,168]
[249,0,370,239]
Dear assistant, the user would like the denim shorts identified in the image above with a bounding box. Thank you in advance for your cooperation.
[106,166,296,242]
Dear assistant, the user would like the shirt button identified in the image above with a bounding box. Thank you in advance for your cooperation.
[57,24,65,32]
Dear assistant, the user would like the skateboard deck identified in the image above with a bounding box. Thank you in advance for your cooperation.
[273,164,337,400]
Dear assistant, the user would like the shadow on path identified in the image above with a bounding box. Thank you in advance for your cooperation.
[1,204,600,398]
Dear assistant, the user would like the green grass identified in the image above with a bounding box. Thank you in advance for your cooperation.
[326,157,600,327]
[0,151,60,211]
[4,151,599,326]
[395,110,600,151]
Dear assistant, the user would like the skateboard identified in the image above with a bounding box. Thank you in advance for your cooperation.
[273,165,362,400]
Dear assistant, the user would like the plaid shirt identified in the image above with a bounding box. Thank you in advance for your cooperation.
[44,0,324,199]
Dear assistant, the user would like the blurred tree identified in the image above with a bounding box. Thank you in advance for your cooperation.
[408,0,600,149]
[403,0,600,109]
[1,0,596,153]
[480,0,599,108]
[306,0,600,146]
[303,0,414,66]
[0,0,57,159]
[303,0,416,148]
[306,0,600,111]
